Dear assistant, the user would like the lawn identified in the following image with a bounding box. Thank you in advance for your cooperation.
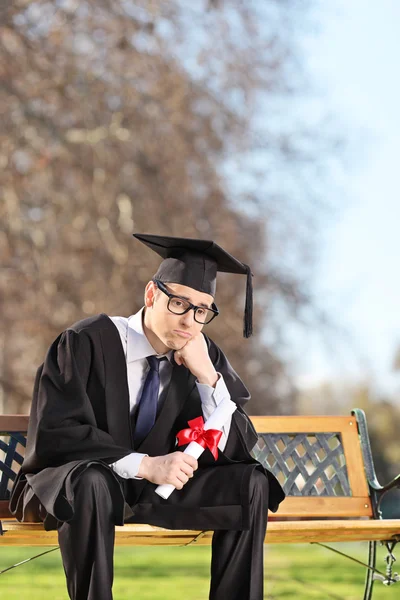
[0,543,399,599]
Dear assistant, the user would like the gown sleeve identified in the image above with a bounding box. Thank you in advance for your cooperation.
[22,327,133,473]
[203,334,259,455]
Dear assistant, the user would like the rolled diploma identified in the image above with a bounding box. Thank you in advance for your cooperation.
[155,397,237,500]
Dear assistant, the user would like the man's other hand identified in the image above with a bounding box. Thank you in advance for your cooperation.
[174,334,218,387]
[137,452,198,489]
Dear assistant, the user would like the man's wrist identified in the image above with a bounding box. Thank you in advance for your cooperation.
[196,369,219,388]
[137,455,151,479]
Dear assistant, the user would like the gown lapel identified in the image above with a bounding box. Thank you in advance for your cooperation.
[100,315,133,450]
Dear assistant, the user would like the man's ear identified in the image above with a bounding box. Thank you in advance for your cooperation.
[144,280,156,307]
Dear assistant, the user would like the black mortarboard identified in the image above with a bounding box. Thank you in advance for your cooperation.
[133,233,253,338]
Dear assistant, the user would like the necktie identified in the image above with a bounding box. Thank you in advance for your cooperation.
[133,356,162,446]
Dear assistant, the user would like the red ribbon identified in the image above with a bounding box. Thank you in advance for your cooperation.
[176,416,222,460]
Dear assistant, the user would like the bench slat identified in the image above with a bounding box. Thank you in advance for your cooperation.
[250,416,356,433]
[274,496,373,518]
[1,520,399,546]
[0,497,374,521]
[341,427,371,497]
[0,416,29,432]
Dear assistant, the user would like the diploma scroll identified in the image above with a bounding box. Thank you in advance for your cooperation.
[155,397,237,500]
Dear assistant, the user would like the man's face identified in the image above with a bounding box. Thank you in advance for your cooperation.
[144,281,214,350]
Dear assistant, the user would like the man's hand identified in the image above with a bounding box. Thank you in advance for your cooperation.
[138,452,198,489]
[174,334,218,387]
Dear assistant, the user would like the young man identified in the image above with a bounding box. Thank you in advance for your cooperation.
[10,234,285,600]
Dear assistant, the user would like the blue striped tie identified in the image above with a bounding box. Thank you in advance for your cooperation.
[133,356,162,446]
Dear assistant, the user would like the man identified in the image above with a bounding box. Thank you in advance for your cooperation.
[10,234,285,600]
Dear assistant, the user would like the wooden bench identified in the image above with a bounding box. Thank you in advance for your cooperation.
[1,409,399,599]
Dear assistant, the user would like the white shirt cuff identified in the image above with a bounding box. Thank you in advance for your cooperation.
[196,373,232,451]
[110,452,148,479]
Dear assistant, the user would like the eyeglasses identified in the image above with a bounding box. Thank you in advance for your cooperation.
[153,279,219,325]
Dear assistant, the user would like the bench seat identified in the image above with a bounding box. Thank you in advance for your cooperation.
[1,518,400,546]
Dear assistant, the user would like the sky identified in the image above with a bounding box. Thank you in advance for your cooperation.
[292,0,400,396]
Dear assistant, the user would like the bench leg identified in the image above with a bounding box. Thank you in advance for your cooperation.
[371,540,400,587]
[363,541,376,600]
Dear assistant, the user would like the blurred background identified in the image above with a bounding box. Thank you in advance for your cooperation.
[1,0,399,513]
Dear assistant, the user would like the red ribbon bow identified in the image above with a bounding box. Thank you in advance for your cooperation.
[176,416,222,461]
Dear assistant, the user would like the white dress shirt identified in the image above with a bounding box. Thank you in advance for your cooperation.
[109,308,232,479]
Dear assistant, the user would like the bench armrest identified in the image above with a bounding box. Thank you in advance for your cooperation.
[369,474,400,494]
[371,474,400,519]
[352,409,400,517]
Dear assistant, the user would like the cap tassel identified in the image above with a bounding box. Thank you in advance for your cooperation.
[243,264,253,338]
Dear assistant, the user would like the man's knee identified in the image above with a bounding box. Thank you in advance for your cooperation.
[73,466,114,503]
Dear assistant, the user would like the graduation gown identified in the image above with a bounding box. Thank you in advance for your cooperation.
[10,314,285,531]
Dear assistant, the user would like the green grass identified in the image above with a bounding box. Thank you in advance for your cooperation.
[0,543,399,599]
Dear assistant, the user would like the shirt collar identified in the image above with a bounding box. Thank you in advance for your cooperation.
[126,308,173,364]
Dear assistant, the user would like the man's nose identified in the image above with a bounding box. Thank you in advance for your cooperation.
[180,309,195,327]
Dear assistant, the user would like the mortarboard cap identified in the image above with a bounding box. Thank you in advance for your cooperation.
[133,233,253,338]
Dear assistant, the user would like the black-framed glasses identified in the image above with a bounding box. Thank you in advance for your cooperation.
[153,279,219,325]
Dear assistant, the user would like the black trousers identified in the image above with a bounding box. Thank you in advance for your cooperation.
[57,466,269,600]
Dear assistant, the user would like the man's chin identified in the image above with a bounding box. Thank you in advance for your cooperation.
[164,336,186,351]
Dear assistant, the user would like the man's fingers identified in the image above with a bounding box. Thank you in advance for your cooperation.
[174,351,183,365]
[143,453,198,486]
[180,454,198,470]
[175,472,190,486]
[169,451,197,470]
[171,454,197,477]
[179,462,194,478]
[166,471,187,489]
[174,351,187,367]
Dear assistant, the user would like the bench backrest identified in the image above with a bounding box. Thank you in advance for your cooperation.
[0,416,28,517]
[0,413,373,519]
[251,415,372,518]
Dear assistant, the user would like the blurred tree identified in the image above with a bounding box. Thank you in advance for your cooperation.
[0,0,340,413]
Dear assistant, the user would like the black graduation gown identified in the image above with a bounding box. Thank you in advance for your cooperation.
[10,314,285,531]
